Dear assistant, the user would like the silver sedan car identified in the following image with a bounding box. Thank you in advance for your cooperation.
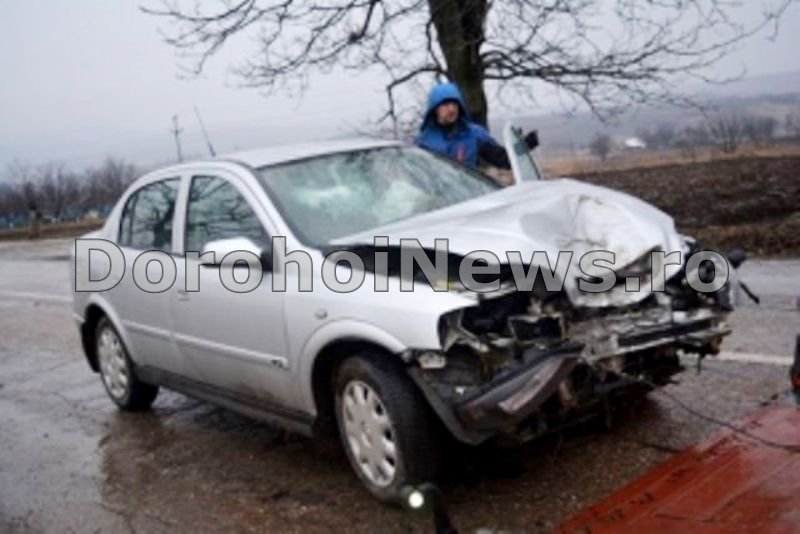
[71,130,738,502]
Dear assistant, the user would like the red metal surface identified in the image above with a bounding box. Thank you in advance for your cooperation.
[556,405,800,533]
[791,369,800,392]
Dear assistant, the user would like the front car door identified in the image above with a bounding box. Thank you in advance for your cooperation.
[170,170,292,406]
[503,123,544,184]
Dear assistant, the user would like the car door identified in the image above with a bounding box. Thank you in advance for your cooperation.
[112,176,186,375]
[503,123,544,184]
[170,171,291,405]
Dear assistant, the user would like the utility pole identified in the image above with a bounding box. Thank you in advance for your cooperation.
[170,115,183,162]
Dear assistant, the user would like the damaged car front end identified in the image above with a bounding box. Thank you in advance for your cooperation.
[326,126,743,448]
[328,226,741,448]
[404,252,736,445]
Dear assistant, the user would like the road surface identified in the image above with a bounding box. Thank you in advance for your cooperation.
[0,239,797,533]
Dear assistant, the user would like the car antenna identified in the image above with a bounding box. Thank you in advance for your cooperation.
[194,106,217,157]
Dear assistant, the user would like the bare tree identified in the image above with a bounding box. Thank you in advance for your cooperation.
[706,114,744,154]
[674,124,711,160]
[4,160,40,214]
[38,163,81,221]
[1,157,142,230]
[3,160,44,237]
[589,133,612,161]
[742,115,778,146]
[143,0,793,128]
[0,183,25,225]
[639,123,676,150]
[784,112,800,139]
[84,157,140,212]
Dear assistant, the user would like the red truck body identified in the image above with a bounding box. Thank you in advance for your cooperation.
[557,405,800,533]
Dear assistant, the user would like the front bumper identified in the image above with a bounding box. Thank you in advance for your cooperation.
[409,343,582,445]
[410,311,730,445]
[455,346,580,432]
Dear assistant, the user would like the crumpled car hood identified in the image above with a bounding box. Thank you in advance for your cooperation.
[334,178,685,307]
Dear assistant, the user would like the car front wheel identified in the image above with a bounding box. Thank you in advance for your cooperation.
[334,354,442,503]
[95,317,158,411]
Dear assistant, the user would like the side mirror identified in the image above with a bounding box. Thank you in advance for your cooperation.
[200,237,268,269]
[524,130,540,151]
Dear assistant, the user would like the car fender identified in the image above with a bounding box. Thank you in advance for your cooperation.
[81,293,141,366]
[294,319,408,415]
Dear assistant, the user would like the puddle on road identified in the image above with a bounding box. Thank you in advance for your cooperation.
[92,393,419,532]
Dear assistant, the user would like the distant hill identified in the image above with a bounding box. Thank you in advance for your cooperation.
[490,70,800,153]
[693,70,800,99]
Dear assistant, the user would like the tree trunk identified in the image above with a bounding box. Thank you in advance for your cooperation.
[428,0,489,126]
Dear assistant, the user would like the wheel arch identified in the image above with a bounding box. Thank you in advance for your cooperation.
[300,321,411,435]
[78,297,129,373]
[311,339,400,434]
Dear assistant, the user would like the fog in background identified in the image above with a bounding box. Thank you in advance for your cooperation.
[2,0,799,170]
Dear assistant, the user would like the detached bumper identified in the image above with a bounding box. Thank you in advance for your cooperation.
[409,343,583,445]
[455,349,579,432]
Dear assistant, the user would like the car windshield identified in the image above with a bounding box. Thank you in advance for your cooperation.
[256,146,501,246]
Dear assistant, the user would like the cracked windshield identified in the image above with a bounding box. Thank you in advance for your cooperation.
[257,147,499,245]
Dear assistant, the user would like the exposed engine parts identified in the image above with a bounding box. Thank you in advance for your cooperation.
[410,257,738,445]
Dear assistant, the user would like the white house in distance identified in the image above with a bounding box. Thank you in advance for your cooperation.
[623,137,647,150]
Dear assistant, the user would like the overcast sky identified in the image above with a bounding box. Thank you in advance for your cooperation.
[1,1,799,171]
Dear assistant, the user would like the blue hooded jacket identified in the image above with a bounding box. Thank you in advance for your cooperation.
[415,83,501,167]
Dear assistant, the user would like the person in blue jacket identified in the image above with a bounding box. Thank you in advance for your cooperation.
[415,82,538,169]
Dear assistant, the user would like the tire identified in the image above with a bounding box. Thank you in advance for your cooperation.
[95,317,159,411]
[334,354,442,503]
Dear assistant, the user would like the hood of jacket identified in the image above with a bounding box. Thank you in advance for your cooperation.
[421,83,470,131]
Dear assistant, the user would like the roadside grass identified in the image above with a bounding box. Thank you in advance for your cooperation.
[0,219,104,242]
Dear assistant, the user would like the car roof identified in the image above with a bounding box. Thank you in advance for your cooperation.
[215,137,403,169]
[136,138,407,185]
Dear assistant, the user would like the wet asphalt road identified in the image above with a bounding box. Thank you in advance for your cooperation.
[0,239,798,533]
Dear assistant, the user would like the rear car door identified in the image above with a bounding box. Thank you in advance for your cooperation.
[112,176,185,375]
[170,171,292,406]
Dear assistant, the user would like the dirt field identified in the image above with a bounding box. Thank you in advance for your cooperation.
[574,155,800,257]
[543,141,800,176]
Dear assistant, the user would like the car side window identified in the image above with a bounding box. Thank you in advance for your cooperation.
[185,176,269,253]
[118,178,180,252]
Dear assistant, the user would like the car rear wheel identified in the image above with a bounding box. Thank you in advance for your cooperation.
[334,354,442,503]
[96,317,158,411]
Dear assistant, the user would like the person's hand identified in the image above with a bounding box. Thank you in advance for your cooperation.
[524,130,539,150]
